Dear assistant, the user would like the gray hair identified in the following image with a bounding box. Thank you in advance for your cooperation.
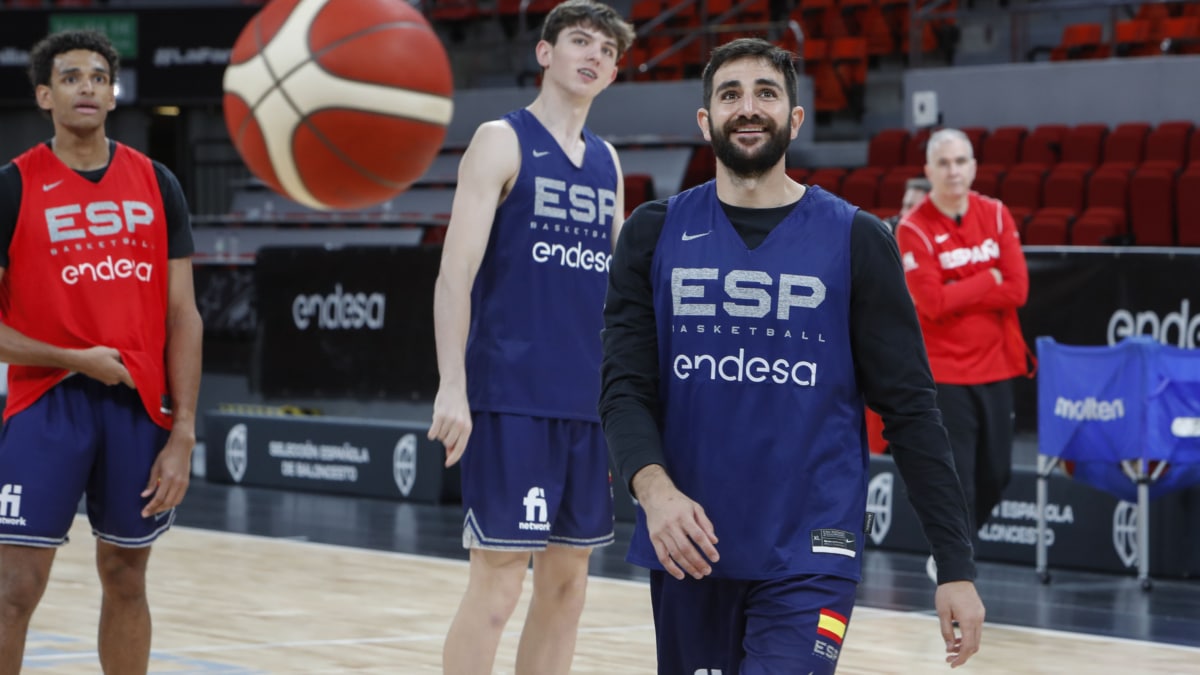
[925,128,974,163]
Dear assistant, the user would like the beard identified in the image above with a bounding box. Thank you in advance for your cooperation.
[709,114,791,179]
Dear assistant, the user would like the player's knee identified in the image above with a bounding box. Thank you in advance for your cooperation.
[0,565,51,618]
[95,547,150,601]
[537,575,588,618]
[469,553,528,614]
[532,559,589,614]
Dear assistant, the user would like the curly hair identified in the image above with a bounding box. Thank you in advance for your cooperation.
[28,29,120,90]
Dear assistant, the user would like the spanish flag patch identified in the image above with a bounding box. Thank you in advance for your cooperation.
[817,608,847,645]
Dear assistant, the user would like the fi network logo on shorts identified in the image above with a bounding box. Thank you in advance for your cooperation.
[0,484,25,526]
[519,487,550,532]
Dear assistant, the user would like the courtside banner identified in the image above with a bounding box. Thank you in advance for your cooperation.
[204,411,459,503]
[254,246,440,400]
[864,455,1198,577]
[1017,249,1200,431]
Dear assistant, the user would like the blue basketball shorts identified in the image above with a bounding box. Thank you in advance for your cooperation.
[649,571,858,675]
[459,412,614,550]
[0,375,173,548]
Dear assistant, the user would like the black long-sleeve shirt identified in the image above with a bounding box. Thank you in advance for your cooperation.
[599,194,977,583]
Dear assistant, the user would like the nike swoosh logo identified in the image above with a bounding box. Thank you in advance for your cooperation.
[935,234,950,243]
[532,150,550,158]
[42,180,63,192]
[681,231,711,241]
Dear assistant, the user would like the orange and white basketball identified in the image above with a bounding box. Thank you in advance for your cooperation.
[223,0,454,211]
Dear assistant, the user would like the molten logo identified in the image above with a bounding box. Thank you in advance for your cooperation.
[1053,396,1125,422]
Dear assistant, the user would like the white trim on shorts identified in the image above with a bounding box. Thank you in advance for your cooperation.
[93,509,176,548]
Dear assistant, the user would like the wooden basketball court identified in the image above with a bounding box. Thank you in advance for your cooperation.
[21,516,1200,673]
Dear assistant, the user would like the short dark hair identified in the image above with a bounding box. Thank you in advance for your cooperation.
[28,30,119,90]
[541,0,636,57]
[906,177,932,192]
[702,38,798,110]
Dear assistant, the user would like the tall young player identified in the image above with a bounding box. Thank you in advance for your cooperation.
[600,39,985,673]
[0,30,203,674]
[426,2,634,673]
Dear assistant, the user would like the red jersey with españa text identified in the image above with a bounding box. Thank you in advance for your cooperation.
[895,192,1030,385]
[3,142,171,428]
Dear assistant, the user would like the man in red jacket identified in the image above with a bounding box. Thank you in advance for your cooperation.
[895,128,1032,580]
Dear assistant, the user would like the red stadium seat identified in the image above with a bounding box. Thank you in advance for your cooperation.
[1100,122,1151,171]
[1129,165,1177,245]
[623,173,655,216]
[1071,208,1127,245]
[972,165,1004,198]
[681,144,715,190]
[1177,168,1200,246]
[1142,120,1195,170]
[1114,19,1159,57]
[1000,168,1044,213]
[1024,208,1072,245]
[840,167,885,210]
[1042,165,1088,213]
[808,167,849,195]
[904,128,932,166]
[867,129,910,168]
[786,167,810,184]
[1160,16,1200,55]
[1016,124,1069,169]
[979,126,1027,169]
[879,166,925,212]
[960,126,990,158]
[1051,23,1108,61]
[1059,123,1108,169]
[1072,167,1130,245]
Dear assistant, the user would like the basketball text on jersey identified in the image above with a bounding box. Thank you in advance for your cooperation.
[46,201,158,285]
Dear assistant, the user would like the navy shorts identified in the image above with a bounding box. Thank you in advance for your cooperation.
[459,412,614,550]
[649,571,857,675]
[0,376,173,548]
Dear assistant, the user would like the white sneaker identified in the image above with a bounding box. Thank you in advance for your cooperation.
[926,555,938,584]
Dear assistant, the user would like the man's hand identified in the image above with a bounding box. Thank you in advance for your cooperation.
[428,385,472,467]
[935,580,985,668]
[141,431,194,518]
[632,466,719,581]
[73,346,135,388]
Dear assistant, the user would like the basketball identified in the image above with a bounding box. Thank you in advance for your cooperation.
[222,0,454,211]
